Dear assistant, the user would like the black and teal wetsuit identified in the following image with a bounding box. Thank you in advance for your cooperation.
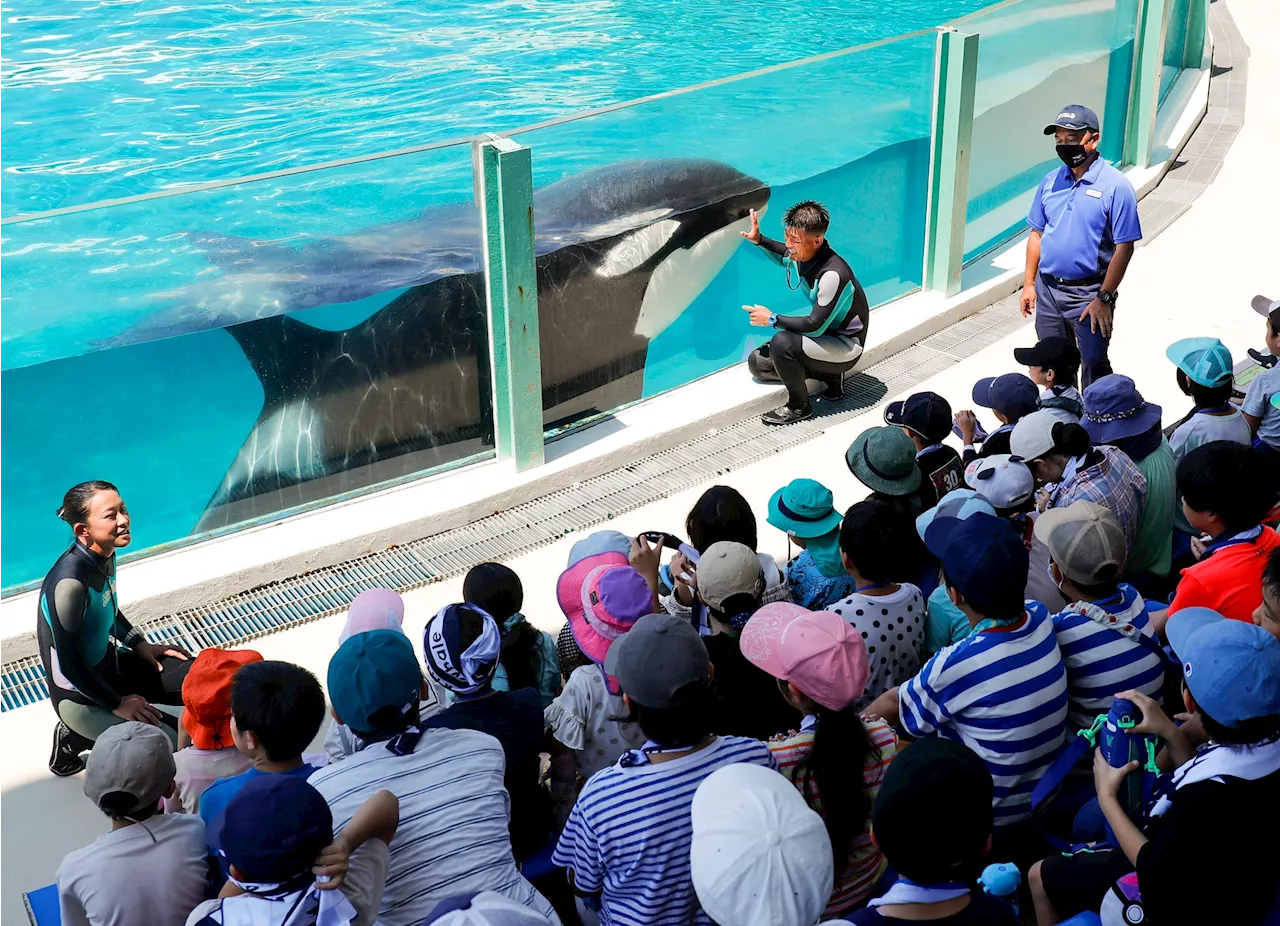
[37,543,187,731]
[749,236,869,409]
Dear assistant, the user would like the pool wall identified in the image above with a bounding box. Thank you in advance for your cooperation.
[0,0,1208,592]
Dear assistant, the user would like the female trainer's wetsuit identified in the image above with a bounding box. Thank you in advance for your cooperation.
[749,235,870,411]
[37,543,186,731]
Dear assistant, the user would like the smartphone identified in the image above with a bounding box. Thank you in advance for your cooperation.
[641,531,685,550]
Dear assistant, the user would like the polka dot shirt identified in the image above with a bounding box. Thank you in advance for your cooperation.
[825,583,926,703]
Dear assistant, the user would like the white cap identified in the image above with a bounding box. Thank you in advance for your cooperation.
[691,764,833,926]
[1009,408,1062,461]
[965,454,1036,509]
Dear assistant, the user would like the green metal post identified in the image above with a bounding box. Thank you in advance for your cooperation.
[478,134,544,470]
[922,27,979,297]
[1123,0,1169,169]
[1183,0,1208,69]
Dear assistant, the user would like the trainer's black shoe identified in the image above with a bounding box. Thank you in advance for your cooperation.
[49,721,92,777]
[819,373,846,401]
[1249,348,1277,369]
[762,404,813,426]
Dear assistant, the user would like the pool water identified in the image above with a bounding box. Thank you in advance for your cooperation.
[0,0,1153,590]
[1,0,989,215]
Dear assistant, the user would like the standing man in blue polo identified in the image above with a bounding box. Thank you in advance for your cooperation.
[1020,105,1142,388]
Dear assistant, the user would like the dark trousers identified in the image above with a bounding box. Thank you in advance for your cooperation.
[748,330,859,410]
[1034,273,1112,389]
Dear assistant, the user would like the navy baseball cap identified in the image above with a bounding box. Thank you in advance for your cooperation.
[1043,104,1100,134]
[885,391,953,444]
[925,513,1028,616]
[220,775,333,883]
[972,373,1039,420]
[1167,608,1280,727]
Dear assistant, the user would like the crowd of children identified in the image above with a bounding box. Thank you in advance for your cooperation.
[50,293,1280,926]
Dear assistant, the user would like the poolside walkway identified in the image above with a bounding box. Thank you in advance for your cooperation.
[3,0,1278,918]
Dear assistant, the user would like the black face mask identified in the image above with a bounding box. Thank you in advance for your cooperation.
[1056,143,1090,168]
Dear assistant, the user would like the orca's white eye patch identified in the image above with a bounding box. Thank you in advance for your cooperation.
[594,220,682,278]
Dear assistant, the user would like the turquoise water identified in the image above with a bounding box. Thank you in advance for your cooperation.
[0,0,1160,590]
[1,0,990,215]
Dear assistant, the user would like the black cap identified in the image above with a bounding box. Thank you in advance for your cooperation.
[884,391,952,444]
[1043,104,1100,135]
[871,738,993,883]
[1013,336,1081,377]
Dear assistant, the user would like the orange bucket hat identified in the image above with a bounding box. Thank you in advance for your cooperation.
[181,648,263,750]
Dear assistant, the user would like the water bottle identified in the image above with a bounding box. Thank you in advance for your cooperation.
[978,863,1021,916]
[1098,697,1153,822]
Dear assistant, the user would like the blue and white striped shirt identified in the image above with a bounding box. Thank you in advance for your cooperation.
[552,736,776,926]
[899,606,1067,826]
[1043,585,1165,730]
[308,727,559,926]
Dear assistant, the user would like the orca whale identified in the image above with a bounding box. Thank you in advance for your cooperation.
[194,158,769,530]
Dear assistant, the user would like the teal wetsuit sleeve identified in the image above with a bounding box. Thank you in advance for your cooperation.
[47,578,124,709]
[772,269,849,335]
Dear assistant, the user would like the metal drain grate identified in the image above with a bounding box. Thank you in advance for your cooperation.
[1,298,1026,711]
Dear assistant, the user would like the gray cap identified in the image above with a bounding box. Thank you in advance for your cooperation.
[83,721,175,818]
[567,530,632,567]
[1033,500,1127,586]
[697,542,764,611]
[604,613,711,708]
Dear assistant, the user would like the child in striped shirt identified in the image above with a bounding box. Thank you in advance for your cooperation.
[553,614,776,926]
[741,602,898,917]
[866,512,1068,830]
[1034,500,1165,730]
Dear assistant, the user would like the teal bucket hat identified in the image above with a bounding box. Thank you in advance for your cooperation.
[1166,337,1234,387]
[845,426,923,496]
[767,478,844,539]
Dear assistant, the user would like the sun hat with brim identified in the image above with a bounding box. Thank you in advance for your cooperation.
[767,478,843,539]
[1167,607,1280,727]
[915,489,996,542]
[557,552,652,666]
[741,602,869,710]
[691,763,834,926]
[567,530,633,568]
[846,426,922,496]
[1081,374,1163,444]
[181,647,264,750]
[1166,337,1234,387]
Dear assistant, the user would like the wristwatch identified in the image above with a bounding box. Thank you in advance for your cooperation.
[1097,290,1116,307]
[767,312,779,327]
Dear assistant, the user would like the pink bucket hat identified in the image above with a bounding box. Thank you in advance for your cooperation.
[339,588,406,645]
[556,551,653,666]
[740,603,870,710]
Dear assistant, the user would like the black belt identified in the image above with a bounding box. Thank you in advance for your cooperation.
[1041,272,1105,287]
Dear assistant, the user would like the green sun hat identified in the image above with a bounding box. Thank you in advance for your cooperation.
[767,478,844,539]
[845,426,923,496]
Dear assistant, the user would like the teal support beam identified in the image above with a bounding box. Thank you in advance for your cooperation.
[922,27,979,297]
[1123,0,1169,169]
[477,135,545,471]
[1183,0,1208,69]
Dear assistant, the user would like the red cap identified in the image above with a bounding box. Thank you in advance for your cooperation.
[181,648,263,750]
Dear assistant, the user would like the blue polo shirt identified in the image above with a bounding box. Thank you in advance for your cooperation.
[1027,157,1142,281]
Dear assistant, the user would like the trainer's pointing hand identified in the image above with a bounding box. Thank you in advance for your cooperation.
[743,305,772,327]
[741,208,762,244]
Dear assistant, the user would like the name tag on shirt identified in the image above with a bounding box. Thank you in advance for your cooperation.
[1085,189,1103,198]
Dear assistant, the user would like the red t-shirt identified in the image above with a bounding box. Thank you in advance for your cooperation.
[1168,527,1280,622]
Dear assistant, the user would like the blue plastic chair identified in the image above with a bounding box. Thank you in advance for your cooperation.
[1058,913,1102,926]
[23,883,60,926]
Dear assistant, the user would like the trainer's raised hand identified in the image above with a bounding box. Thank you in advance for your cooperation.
[740,208,762,244]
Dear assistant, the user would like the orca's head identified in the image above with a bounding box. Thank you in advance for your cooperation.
[545,159,770,340]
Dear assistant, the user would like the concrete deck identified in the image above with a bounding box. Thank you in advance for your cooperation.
[3,0,1276,919]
